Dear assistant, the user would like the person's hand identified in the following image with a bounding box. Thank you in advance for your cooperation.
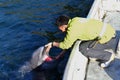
[45,42,53,52]
[45,42,53,48]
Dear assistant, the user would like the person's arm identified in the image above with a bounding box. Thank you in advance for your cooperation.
[59,28,80,49]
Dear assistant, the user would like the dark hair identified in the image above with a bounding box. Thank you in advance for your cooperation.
[56,15,70,26]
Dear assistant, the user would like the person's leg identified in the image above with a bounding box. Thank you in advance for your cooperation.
[100,50,115,68]
[93,38,118,52]
[85,48,112,62]
[79,41,112,62]
[79,38,117,67]
[80,38,117,59]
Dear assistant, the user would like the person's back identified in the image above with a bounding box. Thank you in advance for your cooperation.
[68,17,115,43]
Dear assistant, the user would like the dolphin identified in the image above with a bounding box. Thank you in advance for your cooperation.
[18,46,50,75]
[30,46,49,69]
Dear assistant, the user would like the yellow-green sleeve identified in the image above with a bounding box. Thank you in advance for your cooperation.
[59,27,79,49]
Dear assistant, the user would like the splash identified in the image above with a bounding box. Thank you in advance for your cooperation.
[18,62,33,77]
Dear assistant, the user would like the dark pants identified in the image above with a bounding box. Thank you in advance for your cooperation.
[79,38,118,62]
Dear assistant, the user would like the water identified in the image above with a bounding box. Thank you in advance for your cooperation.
[0,0,93,80]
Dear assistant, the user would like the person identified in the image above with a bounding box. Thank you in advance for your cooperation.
[45,15,118,68]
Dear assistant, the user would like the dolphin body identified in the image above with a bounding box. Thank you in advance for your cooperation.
[30,46,49,69]
[19,46,49,74]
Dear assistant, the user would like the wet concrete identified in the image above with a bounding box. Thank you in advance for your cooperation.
[86,58,120,80]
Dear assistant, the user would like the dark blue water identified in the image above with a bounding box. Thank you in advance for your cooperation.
[0,0,93,80]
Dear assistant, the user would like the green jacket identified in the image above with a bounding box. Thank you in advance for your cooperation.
[59,17,115,49]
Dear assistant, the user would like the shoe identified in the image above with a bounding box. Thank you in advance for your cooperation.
[100,62,111,68]
[100,52,115,68]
